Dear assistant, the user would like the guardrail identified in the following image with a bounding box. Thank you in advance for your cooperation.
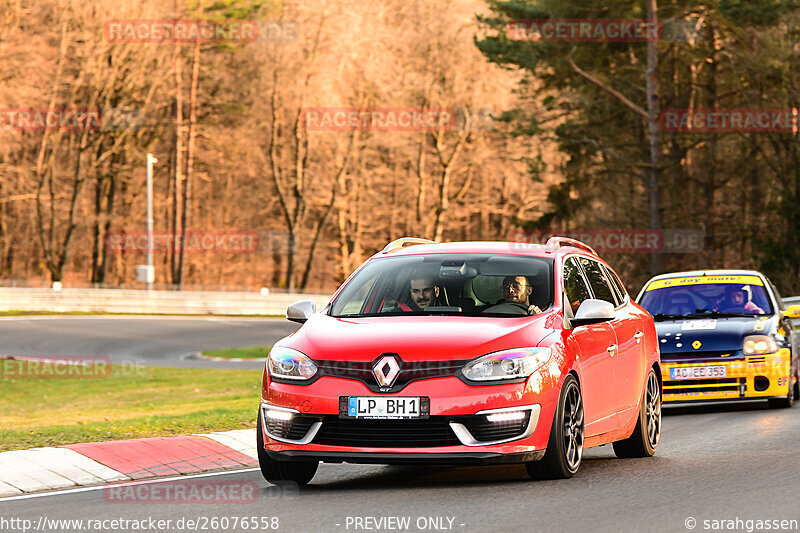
[0,288,332,316]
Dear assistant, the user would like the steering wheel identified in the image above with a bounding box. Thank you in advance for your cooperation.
[483,301,529,316]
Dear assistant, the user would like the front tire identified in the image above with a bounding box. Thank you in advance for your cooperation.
[256,411,318,486]
[613,368,661,458]
[526,375,584,480]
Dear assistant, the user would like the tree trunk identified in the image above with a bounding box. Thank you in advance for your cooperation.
[171,0,184,288]
[178,1,203,289]
[645,0,664,275]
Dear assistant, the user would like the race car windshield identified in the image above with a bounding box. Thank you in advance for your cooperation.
[330,254,554,318]
[639,277,773,319]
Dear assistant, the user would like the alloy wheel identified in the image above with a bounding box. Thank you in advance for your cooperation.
[562,382,584,472]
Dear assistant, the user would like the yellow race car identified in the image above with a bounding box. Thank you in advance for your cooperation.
[636,270,800,407]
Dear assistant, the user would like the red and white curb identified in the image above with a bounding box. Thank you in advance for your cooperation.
[0,429,257,498]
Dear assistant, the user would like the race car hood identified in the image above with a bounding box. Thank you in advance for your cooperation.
[279,312,555,362]
[655,315,776,355]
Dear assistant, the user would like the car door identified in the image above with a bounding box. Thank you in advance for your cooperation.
[563,256,619,436]
[601,262,647,417]
[578,257,642,419]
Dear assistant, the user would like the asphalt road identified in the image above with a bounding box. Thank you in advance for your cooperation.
[0,316,299,369]
[2,401,799,533]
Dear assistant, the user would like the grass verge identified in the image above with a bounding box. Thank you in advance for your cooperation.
[0,363,262,451]
[201,345,272,359]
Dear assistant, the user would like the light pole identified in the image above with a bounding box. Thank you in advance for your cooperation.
[145,153,158,290]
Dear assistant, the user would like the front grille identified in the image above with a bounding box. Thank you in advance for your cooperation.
[316,356,469,393]
[458,412,531,442]
[748,356,767,365]
[661,351,739,362]
[266,415,318,440]
[312,416,461,448]
[664,378,742,395]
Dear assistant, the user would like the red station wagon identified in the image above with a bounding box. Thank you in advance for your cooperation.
[257,237,661,484]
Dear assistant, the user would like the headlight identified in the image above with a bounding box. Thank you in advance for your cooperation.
[462,347,552,382]
[267,346,318,380]
[743,335,778,355]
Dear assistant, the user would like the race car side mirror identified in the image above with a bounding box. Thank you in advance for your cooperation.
[287,299,316,323]
[570,299,615,328]
[782,305,800,319]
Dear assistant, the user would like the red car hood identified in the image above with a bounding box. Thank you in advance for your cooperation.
[281,313,555,361]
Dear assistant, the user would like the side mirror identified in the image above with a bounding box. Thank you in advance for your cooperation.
[570,299,615,328]
[287,300,316,323]
[782,305,800,319]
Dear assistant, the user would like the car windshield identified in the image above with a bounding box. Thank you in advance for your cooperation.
[638,275,773,319]
[330,254,554,318]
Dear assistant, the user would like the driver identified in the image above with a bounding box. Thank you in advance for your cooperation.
[484,276,542,315]
[717,286,763,314]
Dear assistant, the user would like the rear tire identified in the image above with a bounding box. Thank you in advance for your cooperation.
[256,411,318,486]
[613,368,661,458]
[526,375,583,480]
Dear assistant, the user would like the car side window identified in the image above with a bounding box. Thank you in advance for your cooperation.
[563,257,592,314]
[578,257,616,306]
[601,263,626,306]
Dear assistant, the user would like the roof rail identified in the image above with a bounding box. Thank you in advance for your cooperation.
[544,236,597,255]
[382,237,437,254]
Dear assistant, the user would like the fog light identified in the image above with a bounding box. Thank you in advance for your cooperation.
[485,411,526,423]
[266,409,294,421]
[754,376,770,392]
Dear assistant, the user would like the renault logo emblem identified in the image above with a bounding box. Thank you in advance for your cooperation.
[373,355,401,388]
[692,340,702,350]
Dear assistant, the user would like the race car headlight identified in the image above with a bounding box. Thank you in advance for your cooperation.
[267,347,318,380]
[743,335,778,355]
[462,347,552,382]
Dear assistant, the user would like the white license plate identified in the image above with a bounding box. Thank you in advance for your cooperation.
[669,366,727,380]
[346,396,421,419]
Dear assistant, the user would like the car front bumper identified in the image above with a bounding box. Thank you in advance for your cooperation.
[260,375,558,463]
[661,349,793,403]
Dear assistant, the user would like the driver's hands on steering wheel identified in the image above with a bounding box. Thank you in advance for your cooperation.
[527,304,542,315]
[507,302,542,315]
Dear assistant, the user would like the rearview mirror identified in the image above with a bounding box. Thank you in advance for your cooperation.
[570,299,615,328]
[782,305,800,319]
[287,300,316,323]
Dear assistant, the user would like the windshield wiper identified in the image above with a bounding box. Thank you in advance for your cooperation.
[684,311,756,319]
[652,313,687,321]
